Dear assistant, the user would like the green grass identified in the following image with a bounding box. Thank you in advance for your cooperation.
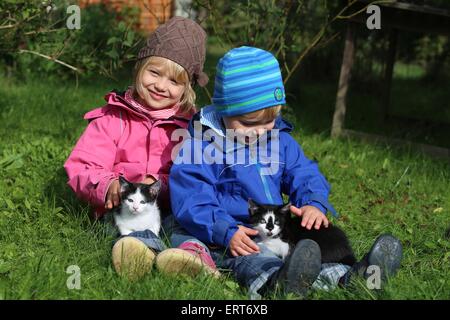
[0,72,449,300]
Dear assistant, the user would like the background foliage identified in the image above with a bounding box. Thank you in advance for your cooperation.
[1,0,141,79]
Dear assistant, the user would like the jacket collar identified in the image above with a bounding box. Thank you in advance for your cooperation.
[187,105,293,154]
[105,90,194,123]
[188,105,293,136]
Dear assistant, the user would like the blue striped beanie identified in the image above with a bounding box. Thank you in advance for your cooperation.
[212,46,286,117]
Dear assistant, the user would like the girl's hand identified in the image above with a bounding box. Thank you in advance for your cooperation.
[105,179,121,209]
[290,205,329,230]
[229,226,260,257]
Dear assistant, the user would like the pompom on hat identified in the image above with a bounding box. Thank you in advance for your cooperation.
[212,46,286,117]
[137,16,209,87]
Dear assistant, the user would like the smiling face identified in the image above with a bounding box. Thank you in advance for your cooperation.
[134,56,189,110]
[222,105,281,144]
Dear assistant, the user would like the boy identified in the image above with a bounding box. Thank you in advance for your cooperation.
[157,46,402,299]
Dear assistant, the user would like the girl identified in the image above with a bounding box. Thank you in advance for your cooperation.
[64,17,211,280]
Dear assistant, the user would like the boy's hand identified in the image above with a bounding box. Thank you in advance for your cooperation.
[229,226,260,257]
[105,179,120,209]
[290,205,329,230]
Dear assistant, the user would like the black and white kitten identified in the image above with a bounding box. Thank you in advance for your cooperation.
[113,176,161,236]
[248,199,357,265]
[248,199,291,260]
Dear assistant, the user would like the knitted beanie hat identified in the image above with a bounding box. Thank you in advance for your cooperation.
[212,46,286,117]
[137,16,209,87]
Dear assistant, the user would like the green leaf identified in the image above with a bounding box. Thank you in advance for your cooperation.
[0,260,11,274]
[373,223,383,231]
[123,31,135,47]
[54,207,63,214]
[444,252,450,261]
[118,21,126,32]
[106,50,119,60]
[107,37,120,45]
[437,238,450,248]
[0,154,23,170]
[24,198,31,210]
[424,241,437,249]
[224,280,239,290]
[5,199,15,209]
[382,158,390,170]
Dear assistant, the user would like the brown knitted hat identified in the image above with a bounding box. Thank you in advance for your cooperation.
[137,16,208,87]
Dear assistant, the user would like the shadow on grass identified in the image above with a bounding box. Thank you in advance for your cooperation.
[285,75,450,151]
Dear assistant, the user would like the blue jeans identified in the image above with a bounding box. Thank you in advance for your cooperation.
[166,215,284,299]
[110,214,178,253]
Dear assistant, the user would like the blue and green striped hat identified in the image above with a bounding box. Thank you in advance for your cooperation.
[212,46,286,117]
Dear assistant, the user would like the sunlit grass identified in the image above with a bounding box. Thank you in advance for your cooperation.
[0,74,448,300]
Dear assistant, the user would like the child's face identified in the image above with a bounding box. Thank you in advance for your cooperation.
[138,60,185,109]
[222,111,277,144]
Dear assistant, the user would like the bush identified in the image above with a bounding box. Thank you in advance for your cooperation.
[1,0,143,80]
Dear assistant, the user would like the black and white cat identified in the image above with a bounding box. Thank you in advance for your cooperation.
[113,176,162,236]
[248,200,291,260]
[248,199,357,265]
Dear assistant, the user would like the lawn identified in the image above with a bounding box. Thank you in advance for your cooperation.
[0,70,449,299]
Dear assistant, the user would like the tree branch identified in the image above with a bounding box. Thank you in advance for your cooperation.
[0,24,18,30]
[337,0,395,20]
[283,0,365,84]
[19,49,80,72]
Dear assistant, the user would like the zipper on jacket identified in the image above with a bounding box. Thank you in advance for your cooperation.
[257,163,274,204]
[248,143,274,204]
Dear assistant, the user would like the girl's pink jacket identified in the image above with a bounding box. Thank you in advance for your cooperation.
[64,90,194,218]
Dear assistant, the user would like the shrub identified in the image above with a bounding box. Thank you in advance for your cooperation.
[0,0,142,80]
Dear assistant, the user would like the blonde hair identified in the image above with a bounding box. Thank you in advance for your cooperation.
[239,105,282,122]
[132,56,196,114]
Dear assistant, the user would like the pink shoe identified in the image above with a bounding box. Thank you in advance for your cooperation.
[156,241,220,278]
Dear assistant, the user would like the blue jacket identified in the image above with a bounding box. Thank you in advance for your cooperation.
[169,106,337,248]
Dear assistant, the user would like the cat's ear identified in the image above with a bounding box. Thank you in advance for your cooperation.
[248,198,259,216]
[119,176,132,193]
[280,202,292,215]
[147,180,161,199]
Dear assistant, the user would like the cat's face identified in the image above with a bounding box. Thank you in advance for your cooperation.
[119,176,160,215]
[248,199,291,238]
